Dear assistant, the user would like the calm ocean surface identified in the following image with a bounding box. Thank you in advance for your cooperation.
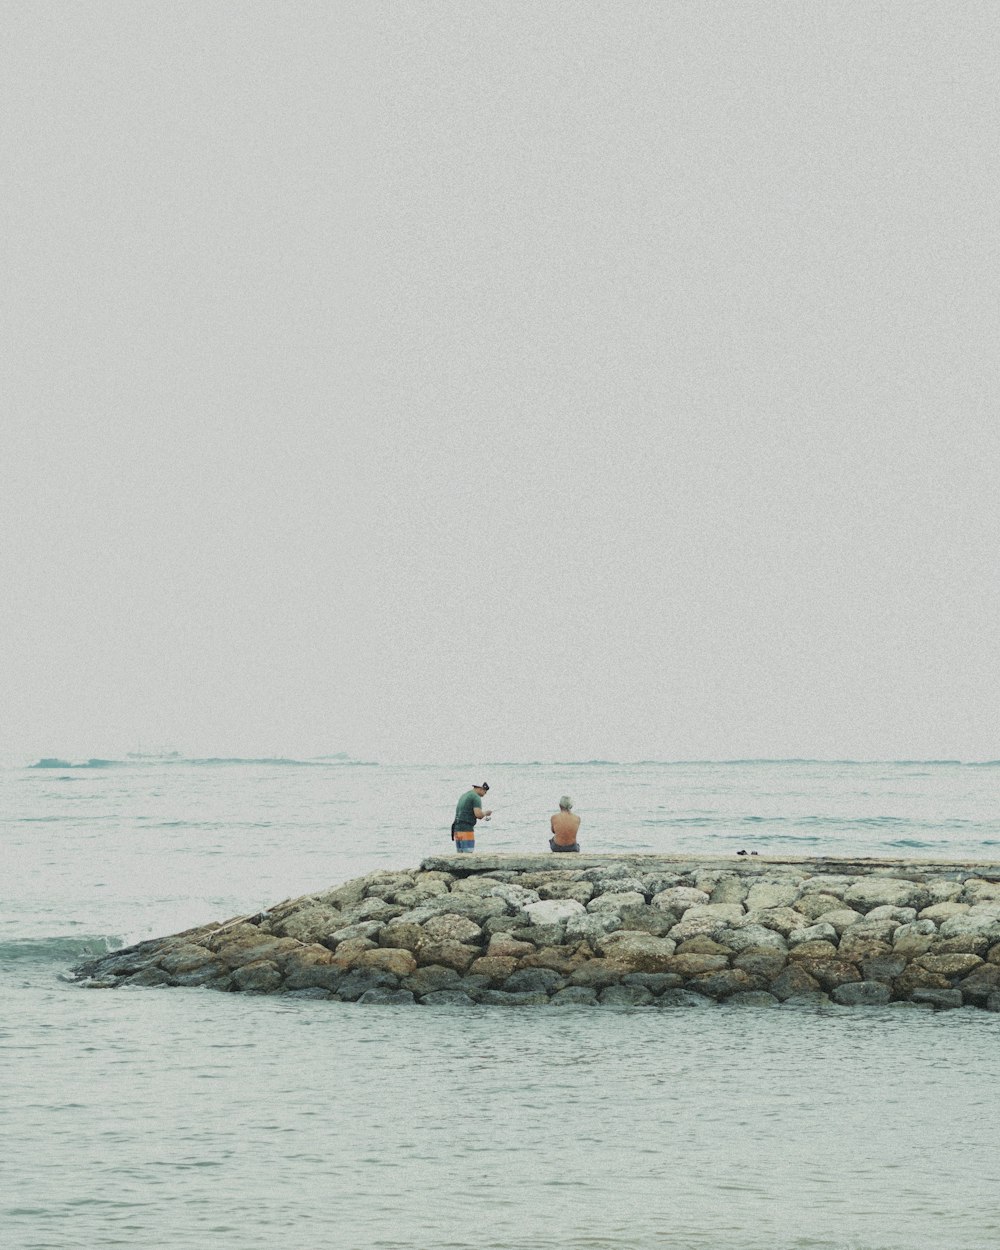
[3,757,999,1249]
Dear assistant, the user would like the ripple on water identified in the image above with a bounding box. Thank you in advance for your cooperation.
[2,974,1000,1250]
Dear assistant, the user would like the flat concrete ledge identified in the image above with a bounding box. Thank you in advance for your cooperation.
[421,853,1000,880]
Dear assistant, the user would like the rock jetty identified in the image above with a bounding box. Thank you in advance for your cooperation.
[74,855,1000,1010]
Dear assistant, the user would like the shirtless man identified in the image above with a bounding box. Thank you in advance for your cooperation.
[549,795,581,852]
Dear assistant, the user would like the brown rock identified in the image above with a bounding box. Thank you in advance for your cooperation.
[206,922,267,952]
[837,937,892,965]
[894,965,951,997]
[356,947,418,977]
[379,922,424,951]
[916,954,983,978]
[788,941,840,961]
[568,959,627,988]
[330,937,378,966]
[893,934,936,960]
[468,955,519,984]
[232,959,283,993]
[794,959,861,991]
[676,936,730,955]
[605,935,680,973]
[415,940,477,972]
[688,968,755,999]
[665,953,730,977]
[158,943,216,975]
[283,946,343,991]
[935,934,991,957]
[734,950,787,983]
[768,964,822,1000]
[487,934,537,959]
[519,945,589,974]
[957,964,1000,1006]
[989,943,1000,966]
[421,914,484,944]
[272,905,346,944]
[861,955,907,982]
[215,936,302,969]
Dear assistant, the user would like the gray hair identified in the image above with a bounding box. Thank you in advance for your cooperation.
[558,795,573,810]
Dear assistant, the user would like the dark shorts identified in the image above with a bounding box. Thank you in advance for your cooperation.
[455,839,475,853]
[549,838,580,853]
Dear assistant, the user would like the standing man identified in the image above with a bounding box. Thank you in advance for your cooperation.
[549,795,581,852]
[452,782,491,853]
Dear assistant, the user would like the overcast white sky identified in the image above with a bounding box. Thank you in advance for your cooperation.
[2,2,998,764]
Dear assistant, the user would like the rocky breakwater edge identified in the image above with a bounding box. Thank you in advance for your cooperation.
[74,855,1000,1011]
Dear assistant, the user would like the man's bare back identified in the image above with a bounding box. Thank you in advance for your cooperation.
[550,808,581,846]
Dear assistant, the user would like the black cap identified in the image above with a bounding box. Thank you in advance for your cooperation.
[478,781,490,792]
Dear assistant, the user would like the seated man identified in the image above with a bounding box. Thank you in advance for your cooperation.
[549,795,581,852]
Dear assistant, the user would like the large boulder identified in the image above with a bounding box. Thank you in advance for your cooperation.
[843,878,931,912]
[524,899,586,926]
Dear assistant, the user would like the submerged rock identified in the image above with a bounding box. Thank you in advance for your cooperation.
[72,854,1000,1011]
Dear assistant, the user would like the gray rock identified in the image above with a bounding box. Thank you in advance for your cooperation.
[421,913,483,944]
[656,989,714,1008]
[740,907,807,936]
[726,991,779,1007]
[270,905,346,943]
[524,899,586,926]
[357,988,416,1005]
[844,878,931,912]
[799,875,854,896]
[281,987,332,1000]
[404,965,460,996]
[586,891,647,912]
[324,921,384,948]
[503,968,564,994]
[478,990,549,1006]
[231,960,283,993]
[564,912,623,943]
[599,984,654,1007]
[596,877,649,896]
[614,905,675,937]
[621,972,684,992]
[938,914,1000,941]
[715,924,788,954]
[861,956,907,983]
[419,990,476,1007]
[170,961,231,988]
[788,923,839,946]
[652,886,711,912]
[831,981,892,1007]
[709,877,749,906]
[518,923,566,948]
[550,986,599,1006]
[746,881,800,910]
[815,909,864,935]
[337,969,400,1001]
[910,988,964,1010]
[865,905,918,924]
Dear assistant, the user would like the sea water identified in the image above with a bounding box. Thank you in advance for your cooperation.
[3,758,999,1249]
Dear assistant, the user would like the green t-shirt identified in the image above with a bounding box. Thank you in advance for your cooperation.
[453,789,481,834]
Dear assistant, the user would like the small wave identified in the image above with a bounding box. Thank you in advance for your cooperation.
[27,755,377,770]
[28,758,119,769]
[0,935,124,963]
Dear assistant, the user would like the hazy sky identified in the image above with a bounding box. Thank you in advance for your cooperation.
[2,2,998,764]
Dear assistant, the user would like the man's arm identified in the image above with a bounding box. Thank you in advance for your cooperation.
[473,807,492,821]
